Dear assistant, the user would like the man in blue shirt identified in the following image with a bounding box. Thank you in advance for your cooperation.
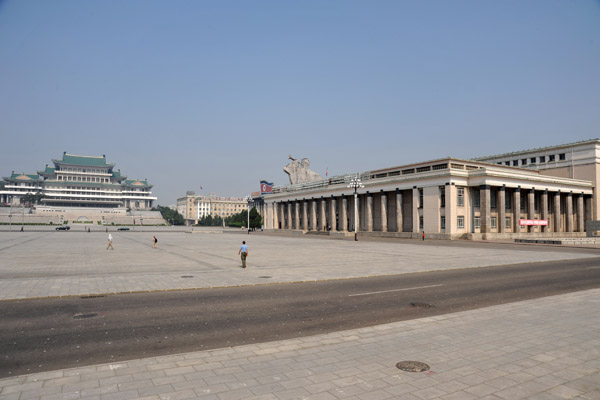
[238,241,249,268]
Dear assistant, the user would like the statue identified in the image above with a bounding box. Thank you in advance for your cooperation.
[283,155,322,184]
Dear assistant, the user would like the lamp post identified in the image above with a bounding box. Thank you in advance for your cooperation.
[347,176,364,241]
[244,195,252,234]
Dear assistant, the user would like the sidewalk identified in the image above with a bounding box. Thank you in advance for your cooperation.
[1,289,598,400]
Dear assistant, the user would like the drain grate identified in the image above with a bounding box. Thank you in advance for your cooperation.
[396,361,430,372]
[73,313,98,319]
[409,302,434,309]
[80,295,105,299]
[259,276,272,279]
[181,275,194,278]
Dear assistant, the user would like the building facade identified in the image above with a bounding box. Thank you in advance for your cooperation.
[475,139,600,220]
[0,152,157,210]
[177,193,247,225]
[259,147,594,240]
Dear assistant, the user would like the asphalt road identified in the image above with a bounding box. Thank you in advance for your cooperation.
[1,256,600,378]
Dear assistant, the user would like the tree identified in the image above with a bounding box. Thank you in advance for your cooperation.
[154,206,184,225]
[249,207,262,229]
[21,191,46,207]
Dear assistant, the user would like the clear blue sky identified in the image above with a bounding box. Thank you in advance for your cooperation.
[1,0,599,206]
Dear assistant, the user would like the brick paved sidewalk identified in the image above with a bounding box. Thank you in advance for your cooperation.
[1,289,598,400]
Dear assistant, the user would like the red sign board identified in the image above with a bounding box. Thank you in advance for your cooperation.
[519,219,548,226]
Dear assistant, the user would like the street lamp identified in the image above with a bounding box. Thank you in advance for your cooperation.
[244,195,252,234]
[347,176,364,241]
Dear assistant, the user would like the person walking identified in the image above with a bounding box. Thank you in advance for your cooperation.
[107,233,114,250]
[422,231,425,241]
[152,235,158,249]
[238,241,248,268]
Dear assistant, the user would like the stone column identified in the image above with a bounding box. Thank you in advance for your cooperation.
[273,202,279,229]
[565,192,573,232]
[320,198,327,231]
[554,192,561,232]
[294,201,300,230]
[286,202,292,230]
[341,196,348,232]
[396,190,403,233]
[412,188,420,233]
[366,193,373,232]
[541,190,549,233]
[381,191,388,232]
[528,189,535,233]
[302,200,308,231]
[330,196,337,231]
[498,186,506,233]
[445,184,456,234]
[585,195,593,233]
[513,188,521,232]
[311,199,317,231]
[480,185,491,233]
[577,194,584,232]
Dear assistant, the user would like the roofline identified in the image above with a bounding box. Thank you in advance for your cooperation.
[474,138,600,161]
[369,157,534,175]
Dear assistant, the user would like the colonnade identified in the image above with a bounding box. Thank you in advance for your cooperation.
[264,185,591,235]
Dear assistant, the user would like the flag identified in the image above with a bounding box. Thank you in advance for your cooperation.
[260,180,273,195]
[326,168,328,177]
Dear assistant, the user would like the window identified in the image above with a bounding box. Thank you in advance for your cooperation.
[474,216,481,229]
[419,189,423,208]
[457,216,465,229]
[540,156,545,163]
[491,217,497,229]
[441,216,446,230]
[440,187,446,207]
[520,196,525,211]
[512,160,519,166]
[419,216,423,230]
[549,155,555,162]
[530,157,536,164]
[457,187,464,207]
[505,161,510,166]
[505,193,511,209]
[505,217,511,229]
[474,190,480,208]
[559,153,566,160]
[491,190,497,209]
[522,159,527,165]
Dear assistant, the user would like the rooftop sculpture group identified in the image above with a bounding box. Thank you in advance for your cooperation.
[283,155,322,185]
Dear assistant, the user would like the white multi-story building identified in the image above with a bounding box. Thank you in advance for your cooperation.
[0,152,157,210]
[177,193,247,225]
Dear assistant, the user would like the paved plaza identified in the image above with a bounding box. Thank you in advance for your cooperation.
[0,230,596,300]
[0,230,598,399]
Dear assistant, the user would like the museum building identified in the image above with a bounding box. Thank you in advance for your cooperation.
[258,140,597,240]
[1,152,157,210]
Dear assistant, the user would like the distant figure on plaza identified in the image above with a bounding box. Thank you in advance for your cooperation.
[107,233,114,250]
[238,241,249,268]
[152,235,158,249]
[422,231,425,241]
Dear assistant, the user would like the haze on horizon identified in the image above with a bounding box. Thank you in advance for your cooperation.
[1,0,598,206]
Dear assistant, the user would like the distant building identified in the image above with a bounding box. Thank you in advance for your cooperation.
[177,193,247,225]
[0,152,157,210]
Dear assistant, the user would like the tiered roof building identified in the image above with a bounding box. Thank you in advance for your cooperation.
[1,152,156,210]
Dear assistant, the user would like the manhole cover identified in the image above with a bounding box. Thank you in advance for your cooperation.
[396,361,430,372]
[73,313,98,319]
[80,295,105,299]
[410,302,433,309]
[181,276,194,278]
[259,276,272,279]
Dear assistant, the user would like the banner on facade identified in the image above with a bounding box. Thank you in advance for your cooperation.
[260,180,273,195]
[519,219,548,226]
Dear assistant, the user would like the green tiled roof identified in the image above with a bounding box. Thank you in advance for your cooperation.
[53,153,114,167]
[123,179,150,187]
[38,166,55,175]
[7,173,41,181]
[112,170,127,179]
